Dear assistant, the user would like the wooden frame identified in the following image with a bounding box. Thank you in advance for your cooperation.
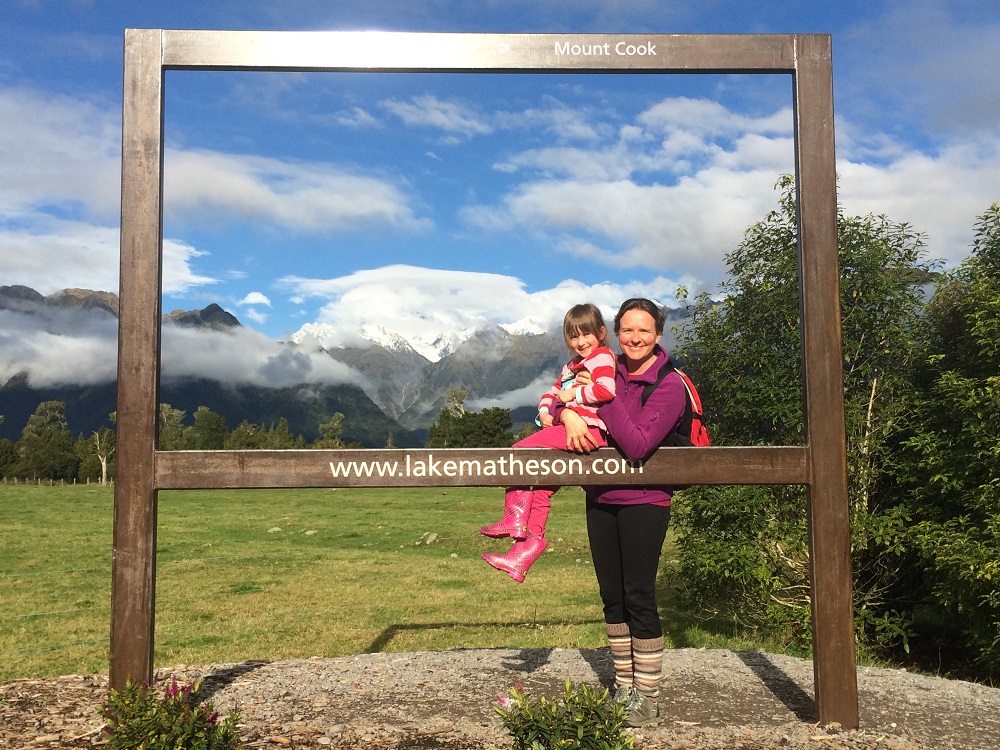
[115,30,856,727]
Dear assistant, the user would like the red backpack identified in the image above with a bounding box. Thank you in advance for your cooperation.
[641,360,711,447]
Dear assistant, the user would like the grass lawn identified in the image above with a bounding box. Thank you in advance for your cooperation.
[1,483,786,681]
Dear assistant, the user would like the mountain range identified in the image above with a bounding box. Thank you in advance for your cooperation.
[0,285,571,445]
[0,285,688,446]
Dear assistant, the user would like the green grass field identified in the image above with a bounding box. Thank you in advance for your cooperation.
[1,484,782,681]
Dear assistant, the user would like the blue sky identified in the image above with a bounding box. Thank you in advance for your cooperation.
[1,1,999,389]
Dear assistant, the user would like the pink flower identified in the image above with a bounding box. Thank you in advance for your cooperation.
[165,679,180,698]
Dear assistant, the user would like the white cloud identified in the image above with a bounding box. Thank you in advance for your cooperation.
[244,308,269,325]
[470,92,999,286]
[494,96,605,143]
[162,239,218,295]
[0,303,361,389]
[0,307,118,387]
[464,171,781,289]
[462,96,797,288]
[0,85,217,296]
[468,373,554,411]
[0,86,120,220]
[239,291,272,306]
[380,94,493,138]
[279,265,687,358]
[637,98,791,139]
[281,265,536,356]
[160,325,359,388]
[163,148,433,232]
[336,106,380,129]
[837,134,1000,267]
[0,218,214,295]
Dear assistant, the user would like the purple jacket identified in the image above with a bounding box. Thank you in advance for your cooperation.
[586,345,687,506]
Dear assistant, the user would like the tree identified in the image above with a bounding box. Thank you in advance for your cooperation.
[225,420,264,449]
[262,418,303,448]
[427,389,467,448]
[158,404,193,451]
[15,400,80,480]
[91,426,116,484]
[314,413,345,448]
[0,437,16,478]
[427,390,515,448]
[76,426,116,484]
[671,176,938,653]
[888,202,1000,674]
[192,406,228,450]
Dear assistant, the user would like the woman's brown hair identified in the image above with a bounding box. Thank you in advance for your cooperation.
[613,297,665,334]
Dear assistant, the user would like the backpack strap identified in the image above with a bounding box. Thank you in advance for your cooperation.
[641,359,676,406]
[641,358,696,448]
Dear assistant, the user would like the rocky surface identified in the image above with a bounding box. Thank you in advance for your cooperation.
[3,647,999,749]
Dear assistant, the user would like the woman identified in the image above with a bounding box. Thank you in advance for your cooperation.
[556,298,687,727]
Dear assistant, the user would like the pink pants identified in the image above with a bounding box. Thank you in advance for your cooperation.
[509,425,607,537]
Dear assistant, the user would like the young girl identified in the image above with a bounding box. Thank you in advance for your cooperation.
[480,303,616,581]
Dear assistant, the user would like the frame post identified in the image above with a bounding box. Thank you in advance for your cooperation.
[111,28,164,690]
[793,35,859,727]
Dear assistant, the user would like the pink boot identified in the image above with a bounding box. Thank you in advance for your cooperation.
[480,489,531,539]
[482,535,548,582]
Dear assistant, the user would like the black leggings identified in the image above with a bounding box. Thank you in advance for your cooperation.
[586,499,671,640]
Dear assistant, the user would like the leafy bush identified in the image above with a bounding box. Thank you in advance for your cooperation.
[671,177,939,658]
[886,203,1000,676]
[100,678,241,750]
[494,678,633,750]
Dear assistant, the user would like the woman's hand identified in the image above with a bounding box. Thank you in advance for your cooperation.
[559,408,598,454]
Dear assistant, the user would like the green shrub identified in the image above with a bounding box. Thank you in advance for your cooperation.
[100,678,241,750]
[494,678,634,750]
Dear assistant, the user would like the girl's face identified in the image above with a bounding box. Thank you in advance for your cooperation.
[616,309,661,365]
[567,328,605,359]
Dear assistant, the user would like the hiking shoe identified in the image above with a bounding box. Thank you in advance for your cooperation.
[613,684,637,705]
[625,693,660,727]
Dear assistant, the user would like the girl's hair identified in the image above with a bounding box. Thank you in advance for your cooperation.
[563,303,608,347]
[613,298,666,335]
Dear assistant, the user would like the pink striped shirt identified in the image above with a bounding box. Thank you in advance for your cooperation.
[537,346,617,432]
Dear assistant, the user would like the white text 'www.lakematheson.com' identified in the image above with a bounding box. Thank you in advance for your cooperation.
[328,453,645,479]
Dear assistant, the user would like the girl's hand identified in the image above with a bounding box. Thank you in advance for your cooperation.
[538,412,554,428]
[559,408,598,453]
[574,371,593,387]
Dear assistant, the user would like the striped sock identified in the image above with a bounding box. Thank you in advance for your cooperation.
[605,622,633,688]
[631,636,663,698]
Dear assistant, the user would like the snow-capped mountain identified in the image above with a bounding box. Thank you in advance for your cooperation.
[292,321,484,363]
[500,316,550,337]
[289,316,567,428]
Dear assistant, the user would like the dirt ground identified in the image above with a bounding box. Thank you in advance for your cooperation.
[3,648,999,749]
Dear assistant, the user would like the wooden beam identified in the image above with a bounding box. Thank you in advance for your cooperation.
[160,30,798,72]
[111,28,163,691]
[793,34,859,728]
[154,446,809,490]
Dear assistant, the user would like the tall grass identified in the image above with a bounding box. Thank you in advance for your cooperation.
[1,484,794,681]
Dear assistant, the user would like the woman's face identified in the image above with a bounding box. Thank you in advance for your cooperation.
[616,309,662,365]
